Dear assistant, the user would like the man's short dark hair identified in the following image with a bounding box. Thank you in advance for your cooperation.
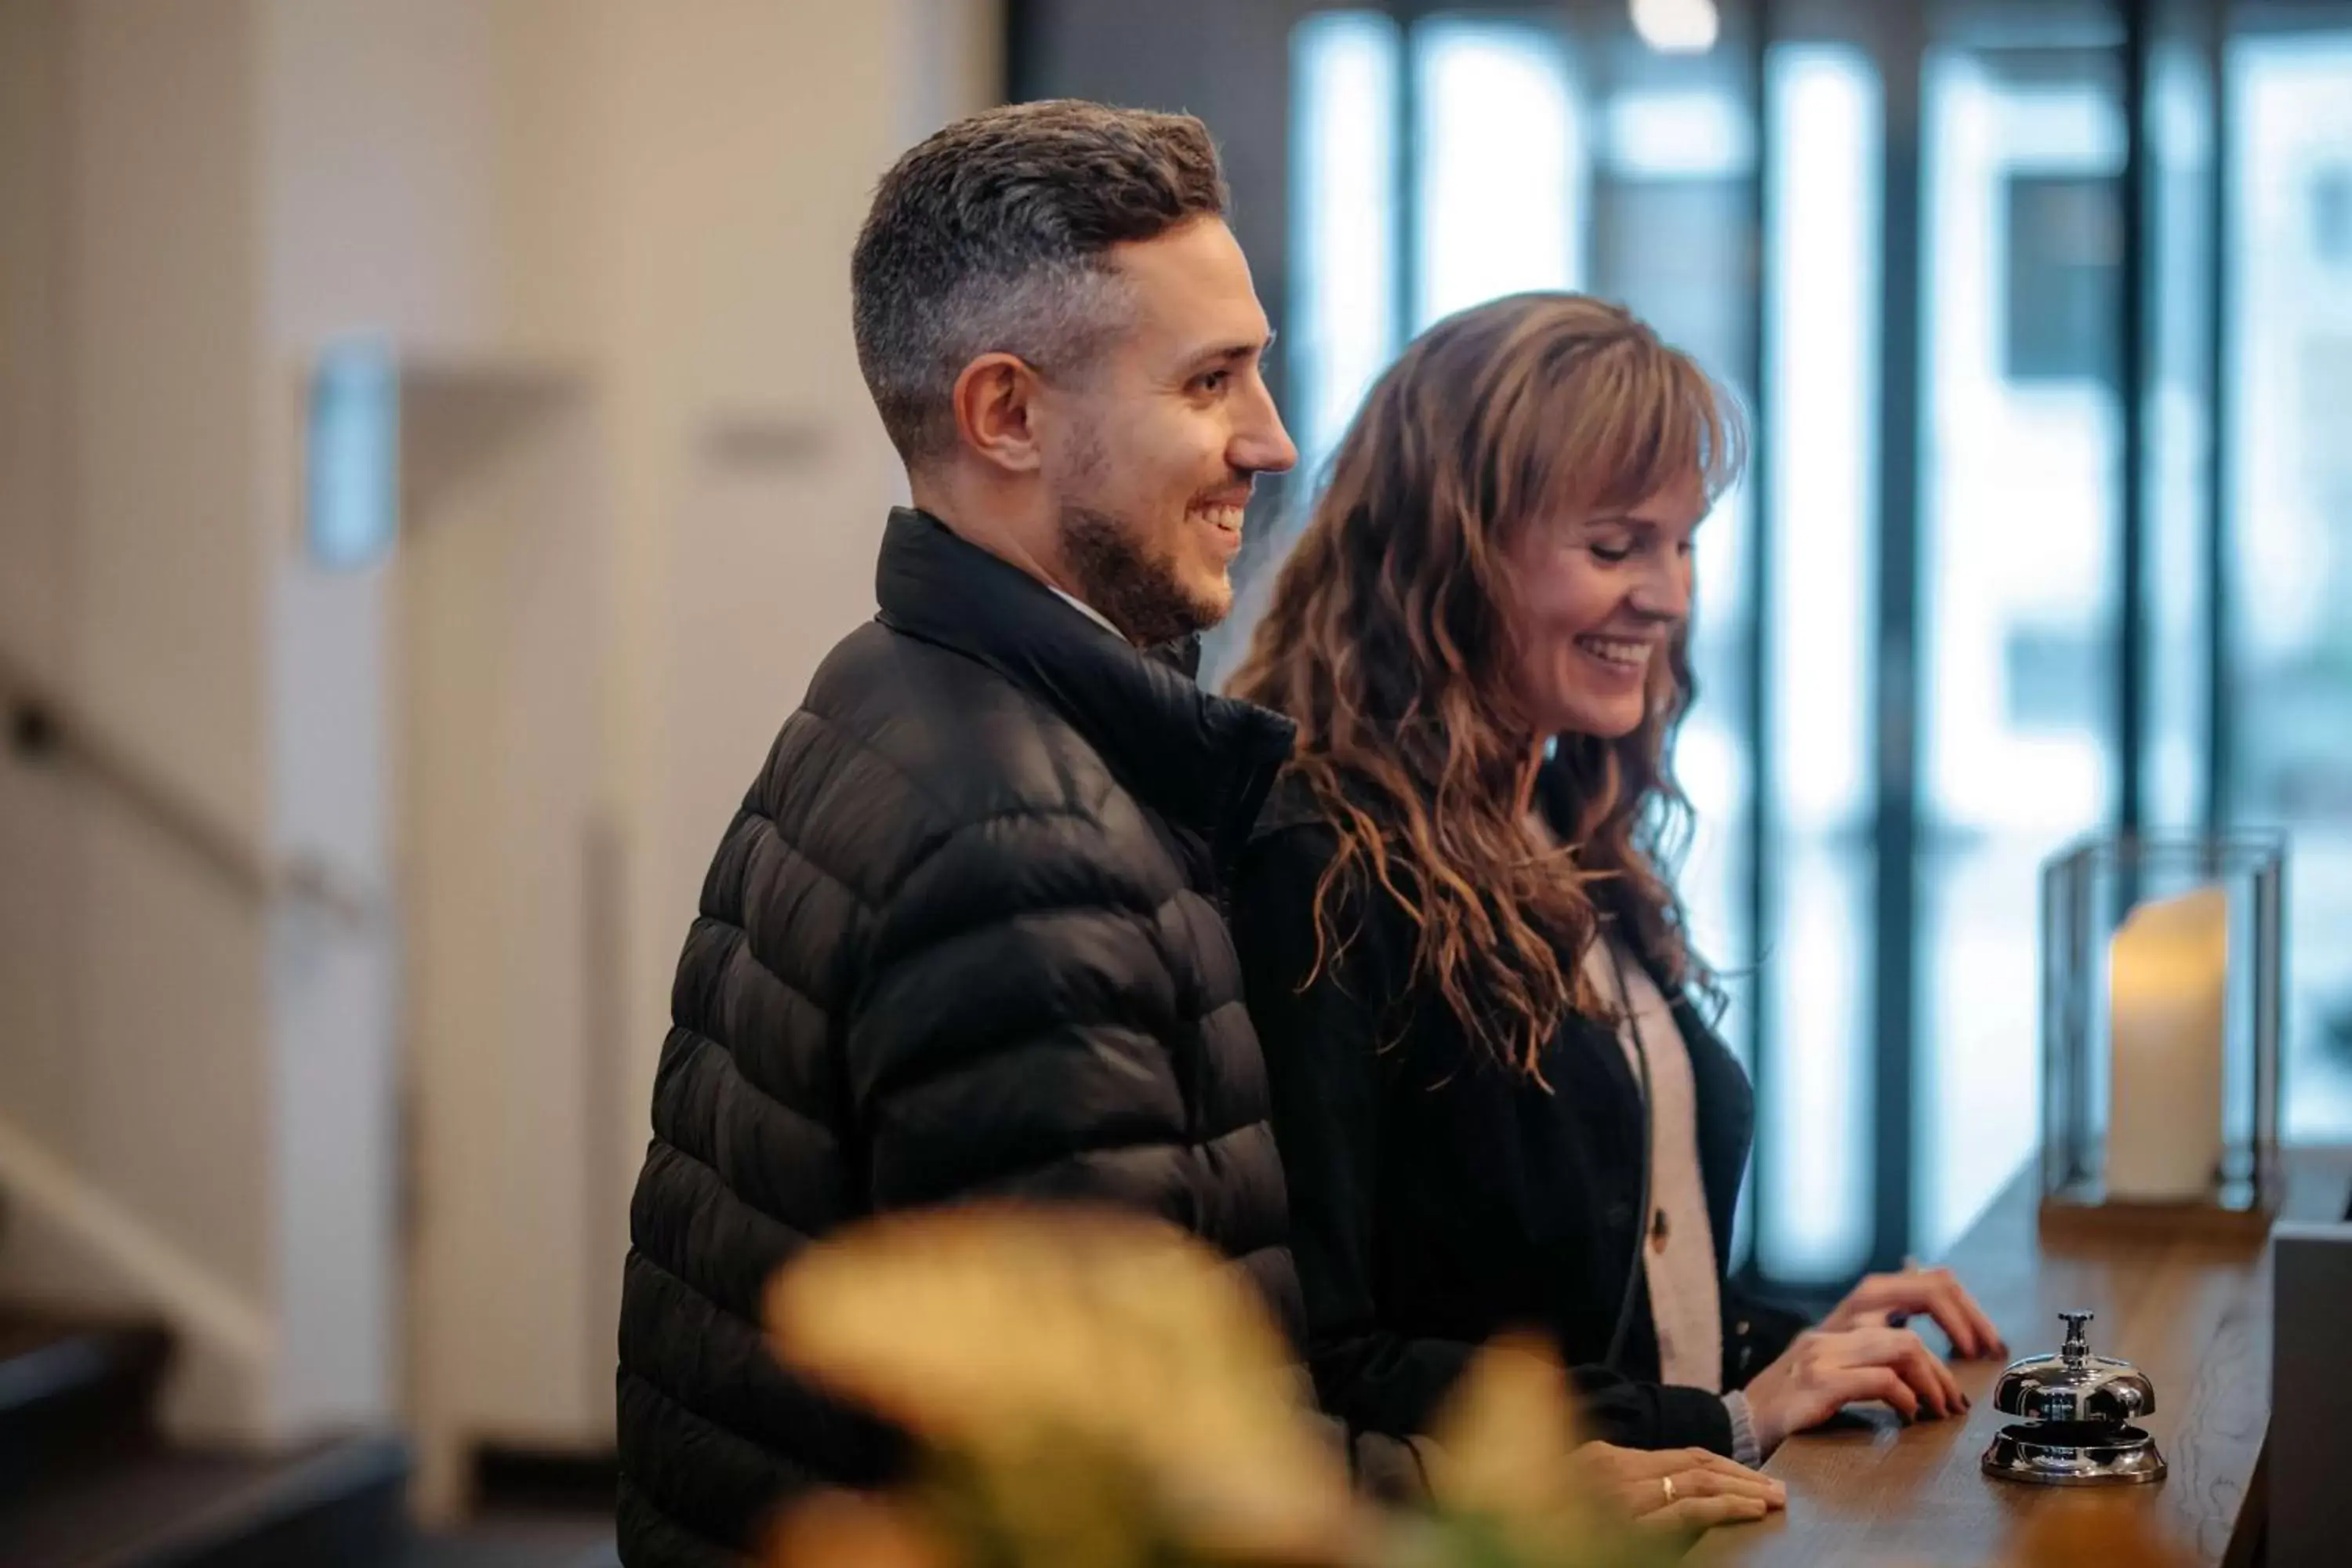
[851,100,1230,467]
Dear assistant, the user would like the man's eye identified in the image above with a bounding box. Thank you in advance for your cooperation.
[1196,370,1231,394]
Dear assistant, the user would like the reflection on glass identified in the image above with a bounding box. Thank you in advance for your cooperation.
[1414,17,1584,328]
[2227,31,2352,1138]
[1761,44,1878,1280]
[1918,45,2122,1254]
[1289,11,1401,491]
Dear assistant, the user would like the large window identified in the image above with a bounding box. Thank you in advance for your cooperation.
[1759,41,1879,1279]
[1916,38,2125,1253]
[1021,0,2352,1290]
[2228,26,2352,1138]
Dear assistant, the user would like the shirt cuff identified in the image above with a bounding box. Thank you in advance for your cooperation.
[1721,1390,1763,1468]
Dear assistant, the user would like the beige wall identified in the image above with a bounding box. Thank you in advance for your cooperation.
[0,0,1002,1475]
[592,0,991,1181]
[0,0,78,1174]
[0,0,277,1439]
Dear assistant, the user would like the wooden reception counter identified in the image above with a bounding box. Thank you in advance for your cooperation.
[1688,1147,2352,1568]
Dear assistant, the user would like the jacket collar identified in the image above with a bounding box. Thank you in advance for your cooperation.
[873,507,1295,848]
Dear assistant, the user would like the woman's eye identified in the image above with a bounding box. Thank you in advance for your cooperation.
[1588,541,1633,564]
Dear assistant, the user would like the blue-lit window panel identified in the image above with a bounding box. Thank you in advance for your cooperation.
[307,338,399,572]
[1604,86,1755,183]
[1413,17,1584,329]
[2144,37,2218,830]
[1759,45,1879,1281]
[1916,48,2125,1254]
[1588,64,1760,1066]
[1675,475,1753,1069]
[1289,11,1400,492]
[1592,79,1758,397]
[2227,31,2352,1139]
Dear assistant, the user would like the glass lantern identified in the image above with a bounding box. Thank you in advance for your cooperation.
[2039,832,2286,1229]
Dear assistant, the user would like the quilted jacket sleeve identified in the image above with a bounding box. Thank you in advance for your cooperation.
[848,807,1195,1211]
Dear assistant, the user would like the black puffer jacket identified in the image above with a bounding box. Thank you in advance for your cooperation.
[616,508,1303,1566]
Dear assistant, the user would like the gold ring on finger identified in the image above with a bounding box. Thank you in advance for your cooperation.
[1662,1475,1677,1505]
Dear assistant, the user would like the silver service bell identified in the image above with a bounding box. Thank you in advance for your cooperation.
[1980,1310,2168,1486]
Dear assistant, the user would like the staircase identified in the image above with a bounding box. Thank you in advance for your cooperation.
[0,1306,617,1567]
[0,667,616,1567]
[0,1304,411,1567]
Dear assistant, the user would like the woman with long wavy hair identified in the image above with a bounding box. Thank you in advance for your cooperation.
[1229,294,2005,1512]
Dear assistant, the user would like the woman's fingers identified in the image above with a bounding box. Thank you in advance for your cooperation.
[1656,1448,1786,1504]
[1588,1444,1682,1479]
[1589,1446,1785,1523]
[1849,1269,2009,1359]
[1954,1279,2009,1359]
[1880,1327,1961,1417]
[1648,1494,1773,1532]
[1833,1364,1921,1422]
[1898,1333,1965,1417]
[1686,1449,1784,1491]
[1847,1325,1962,1417]
[1850,1273,1984,1359]
[1603,1445,1766,1482]
[1912,1279,1990,1360]
[1665,1465,1787,1507]
[1918,1274,2005,1361]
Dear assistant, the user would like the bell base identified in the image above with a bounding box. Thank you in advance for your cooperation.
[1981,1421,2168,1486]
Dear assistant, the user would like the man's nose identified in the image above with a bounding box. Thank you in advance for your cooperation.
[1232,377,1298,476]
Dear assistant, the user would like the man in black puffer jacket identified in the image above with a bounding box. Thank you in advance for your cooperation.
[615,100,1303,1566]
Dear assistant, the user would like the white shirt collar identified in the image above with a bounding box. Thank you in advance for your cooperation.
[1047,584,1129,643]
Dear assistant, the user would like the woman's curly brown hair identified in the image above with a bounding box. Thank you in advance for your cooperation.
[1229,292,1741,1080]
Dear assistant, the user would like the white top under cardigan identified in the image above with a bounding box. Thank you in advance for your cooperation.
[1582,936,1722,1390]
[1580,935,1763,1465]
[1526,813,1762,1462]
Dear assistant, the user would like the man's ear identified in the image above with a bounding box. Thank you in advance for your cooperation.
[950,353,1046,475]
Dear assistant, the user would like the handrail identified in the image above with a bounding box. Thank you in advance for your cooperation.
[0,645,379,929]
[0,1107,275,1371]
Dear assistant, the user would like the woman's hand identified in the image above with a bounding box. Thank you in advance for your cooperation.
[1740,1324,1968,1454]
[1565,1442,1787,1532]
[1820,1264,2007,1360]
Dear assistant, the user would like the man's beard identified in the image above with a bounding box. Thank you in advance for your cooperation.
[1058,502,1227,648]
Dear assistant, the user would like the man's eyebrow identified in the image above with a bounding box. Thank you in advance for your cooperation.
[1180,332,1276,372]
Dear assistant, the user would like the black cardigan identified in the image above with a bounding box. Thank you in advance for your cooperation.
[1230,775,1808,1457]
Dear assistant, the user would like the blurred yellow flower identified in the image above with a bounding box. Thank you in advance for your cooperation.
[766,1489,956,1568]
[766,1202,1359,1563]
[1421,1332,1591,1523]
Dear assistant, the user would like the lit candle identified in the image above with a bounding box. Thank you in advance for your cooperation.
[2105,884,2229,1202]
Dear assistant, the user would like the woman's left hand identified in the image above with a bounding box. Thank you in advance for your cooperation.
[1820,1264,2007,1360]
[1565,1443,1786,1533]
